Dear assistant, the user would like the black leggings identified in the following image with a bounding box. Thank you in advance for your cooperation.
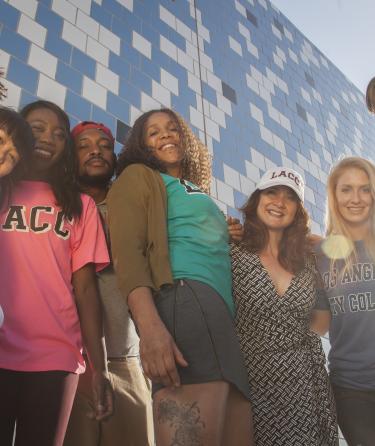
[0,368,79,446]
[332,383,375,446]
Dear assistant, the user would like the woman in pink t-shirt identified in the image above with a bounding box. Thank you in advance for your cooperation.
[0,100,112,446]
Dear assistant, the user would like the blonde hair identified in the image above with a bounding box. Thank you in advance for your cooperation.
[326,156,375,267]
[175,112,211,194]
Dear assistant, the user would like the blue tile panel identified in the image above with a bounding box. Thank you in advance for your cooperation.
[0,0,374,240]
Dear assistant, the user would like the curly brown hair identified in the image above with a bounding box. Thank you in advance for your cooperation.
[241,189,311,274]
[116,108,211,193]
[0,69,7,100]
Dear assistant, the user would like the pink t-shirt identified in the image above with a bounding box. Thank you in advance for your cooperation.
[0,181,109,373]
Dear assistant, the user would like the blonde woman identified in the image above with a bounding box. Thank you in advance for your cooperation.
[107,108,253,446]
[313,157,375,446]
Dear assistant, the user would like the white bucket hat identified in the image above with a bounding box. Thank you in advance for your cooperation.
[256,167,305,201]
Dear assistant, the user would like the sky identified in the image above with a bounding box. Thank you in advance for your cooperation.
[270,0,375,94]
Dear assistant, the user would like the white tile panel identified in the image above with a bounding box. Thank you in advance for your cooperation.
[216,179,235,207]
[250,103,264,125]
[262,76,275,94]
[130,105,142,126]
[245,160,261,182]
[199,53,213,72]
[141,92,160,111]
[279,114,291,132]
[355,112,363,124]
[272,133,285,154]
[310,150,321,168]
[238,22,250,41]
[132,31,152,59]
[99,26,121,55]
[152,80,171,107]
[258,0,267,9]
[271,24,282,40]
[0,80,21,109]
[82,75,107,108]
[280,155,294,169]
[209,104,226,127]
[160,68,178,95]
[160,36,177,60]
[210,177,217,199]
[250,148,266,170]
[197,22,210,42]
[288,48,299,64]
[306,112,317,129]
[28,44,58,78]
[223,163,241,190]
[189,106,204,131]
[284,28,293,42]
[52,0,77,23]
[312,89,322,104]
[314,130,325,147]
[276,46,286,63]
[176,19,193,42]
[264,157,277,170]
[68,0,91,14]
[86,37,109,66]
[37,74,67,109]
[322,148,333,164]
[9,0,37,18]
[186,40,199,61]
[260,125,273,147]
[76,10,99,39]
[250,66,263,83]
[116,0,133,11]
[62,20,87,52]
[273,53,284,70]
[307,160,320,179]
[177,49,194,73]
[206,71,222,92]
[332,97,340,111]
[246,74,259,94]
[235,0,246,17]
[159,4,176,29]
[216,93,232,116]
[96,64,119,94]
[204,116,220,141]
[301,87,311,104]
[229,36,242,56]
[258,85,272,104]
[240,174,256,196]
[246,41,259,58]
[18,14,47,47]
[296,153,309,170]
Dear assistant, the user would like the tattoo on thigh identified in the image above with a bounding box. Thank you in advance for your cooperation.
[157,399,206,446]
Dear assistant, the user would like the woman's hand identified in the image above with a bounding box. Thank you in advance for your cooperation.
[128,286,188,388]
[90,370,113,421]
[227,216,244,242]
[140,320,188,388]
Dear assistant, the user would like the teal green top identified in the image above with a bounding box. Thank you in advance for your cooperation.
[161,173,234,315]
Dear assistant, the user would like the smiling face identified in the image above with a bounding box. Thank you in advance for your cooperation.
[75,128,115,186]
[143,111,184,176]
[335,167,373,230]
[0,128,20,177]
[25,107,67,173]
[257,185,298,231]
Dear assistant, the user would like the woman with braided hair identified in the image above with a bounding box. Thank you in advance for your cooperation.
[108,108,253,446]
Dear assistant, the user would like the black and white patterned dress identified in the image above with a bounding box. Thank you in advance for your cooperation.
[231,243,338,446]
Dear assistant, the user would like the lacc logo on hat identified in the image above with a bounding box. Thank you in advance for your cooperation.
[256,167,305,201]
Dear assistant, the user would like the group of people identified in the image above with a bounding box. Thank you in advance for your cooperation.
[0,71,374,446]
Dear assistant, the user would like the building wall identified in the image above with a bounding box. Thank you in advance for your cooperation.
[1,1,373,443]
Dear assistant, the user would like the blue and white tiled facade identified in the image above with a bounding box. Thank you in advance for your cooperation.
[1,0,375,233]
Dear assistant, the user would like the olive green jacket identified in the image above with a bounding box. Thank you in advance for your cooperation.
[107,164,173,300]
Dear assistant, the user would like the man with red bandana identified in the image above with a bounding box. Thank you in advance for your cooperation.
[64,121,154,446]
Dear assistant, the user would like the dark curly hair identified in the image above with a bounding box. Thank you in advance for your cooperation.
[116,108,212,192]
[0,106,34,208]
[240,189,311,274]
[20,100,82,218]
